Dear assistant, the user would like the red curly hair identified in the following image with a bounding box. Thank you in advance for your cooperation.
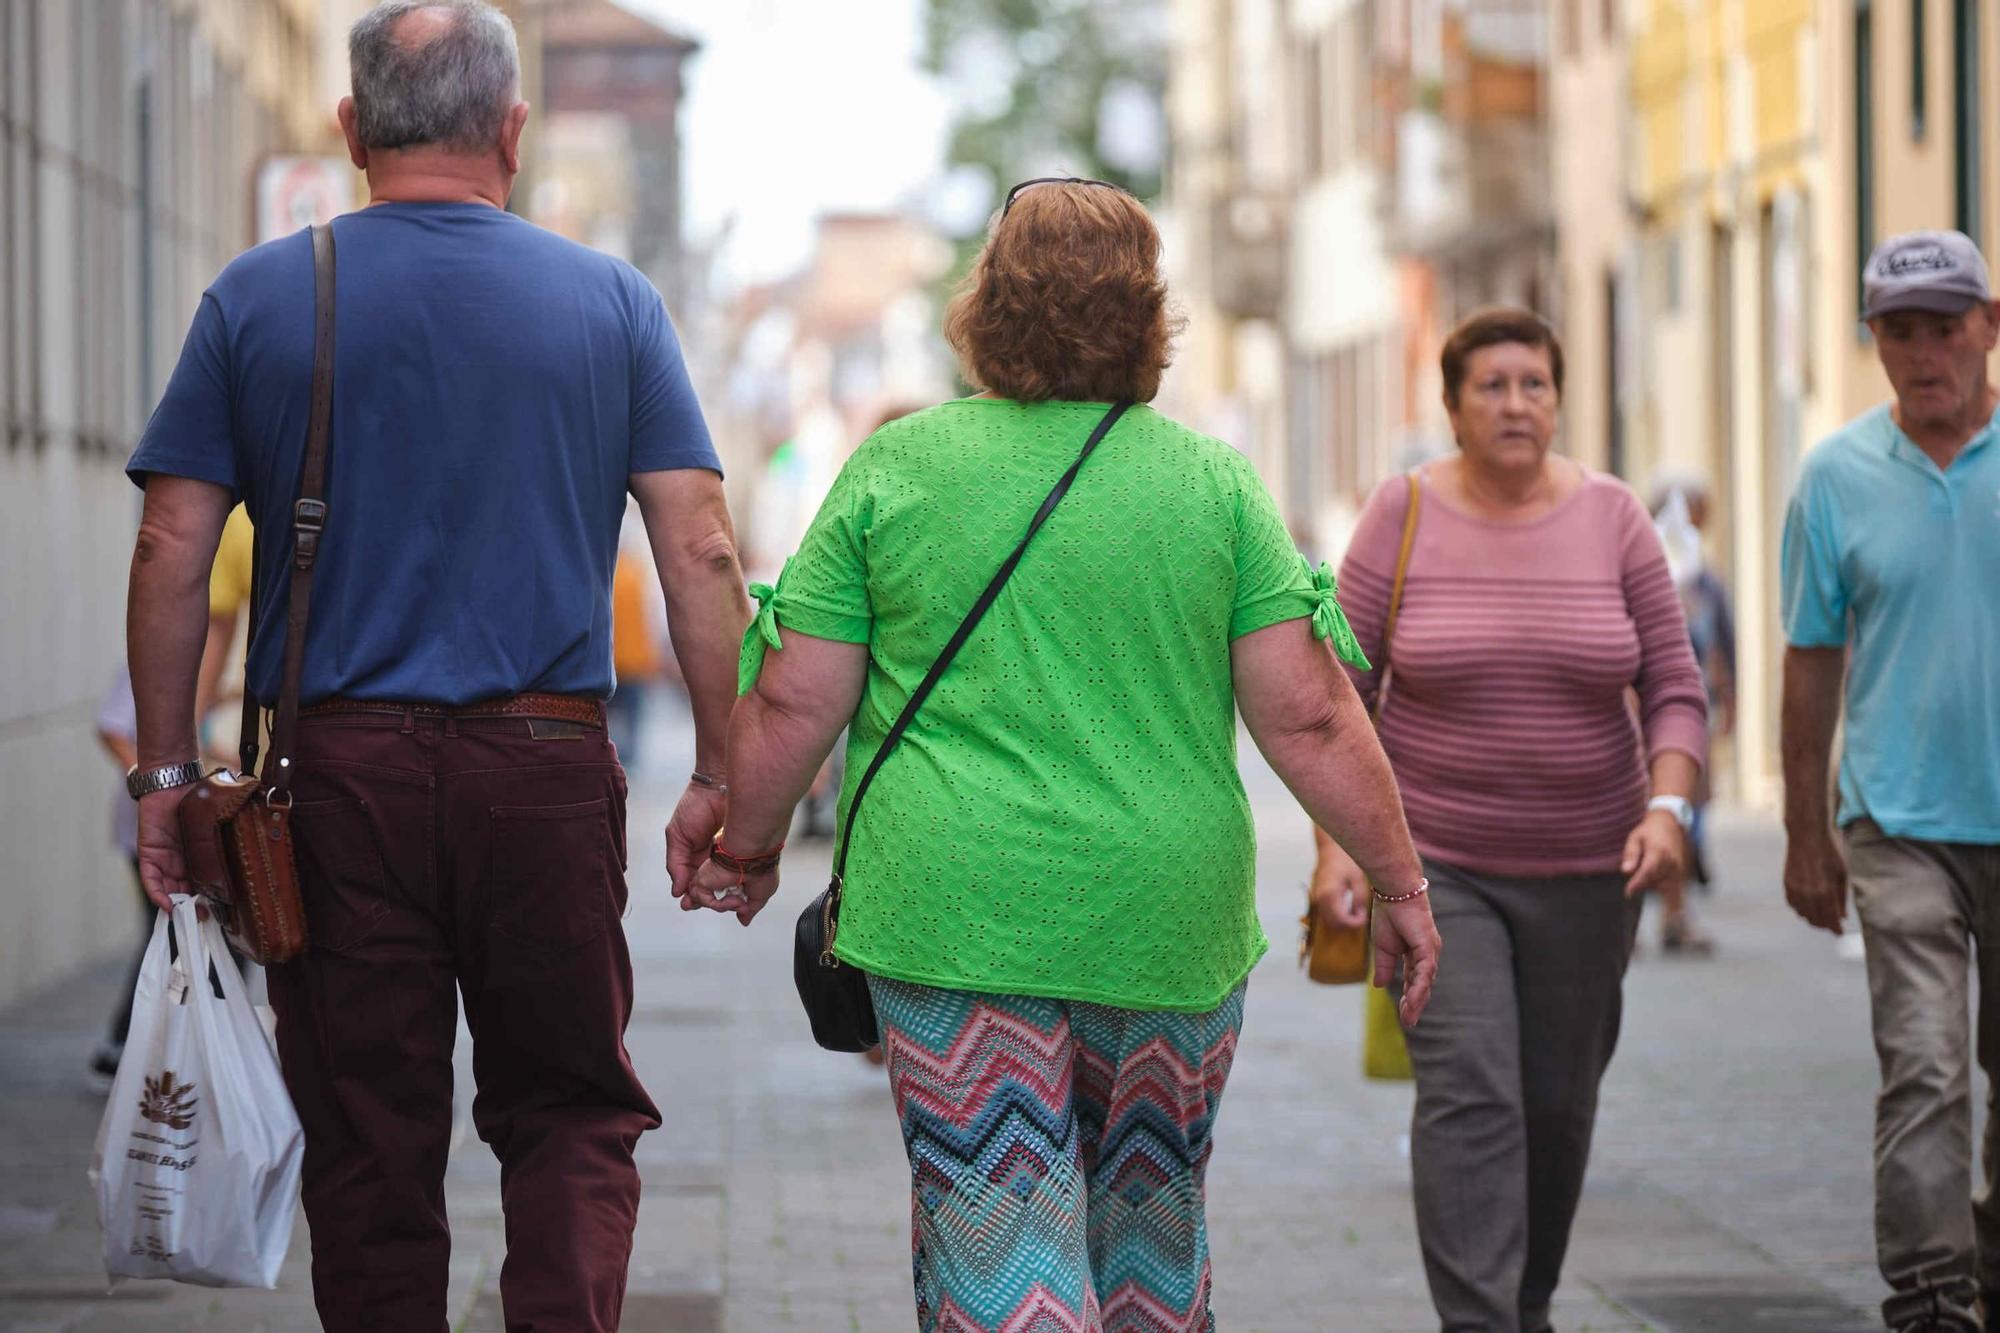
[944,181,1180,403]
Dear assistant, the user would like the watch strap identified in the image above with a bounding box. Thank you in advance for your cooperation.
[128,760,204,800]
[1647,795,1694,830]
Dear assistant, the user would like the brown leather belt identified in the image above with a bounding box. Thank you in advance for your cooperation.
[302,692,605,726]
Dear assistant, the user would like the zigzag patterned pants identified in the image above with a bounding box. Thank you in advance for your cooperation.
[869,976,1247,1333]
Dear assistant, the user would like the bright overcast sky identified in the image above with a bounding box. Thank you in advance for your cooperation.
[623,0,953,287]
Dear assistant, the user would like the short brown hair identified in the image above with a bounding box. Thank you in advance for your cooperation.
[1439,306,1564,409]
[943,182,1180,403]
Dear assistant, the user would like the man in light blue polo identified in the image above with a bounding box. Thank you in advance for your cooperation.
[1782,228,2000,1333]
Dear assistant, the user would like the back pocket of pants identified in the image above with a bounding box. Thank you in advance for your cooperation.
[487,798,614,969]
[290,797,391,954]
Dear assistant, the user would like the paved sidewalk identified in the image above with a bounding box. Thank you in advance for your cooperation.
[0,719,1898,1331]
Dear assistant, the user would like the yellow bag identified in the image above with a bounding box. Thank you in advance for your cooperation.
[1363,982,1414,1081]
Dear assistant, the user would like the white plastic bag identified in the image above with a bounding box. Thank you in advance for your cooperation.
[91,895,303,1288]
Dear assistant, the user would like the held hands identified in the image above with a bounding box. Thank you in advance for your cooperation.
[1783,827,1848,935]
[664,781,728,906]
[665,782,783,926]
[1621,809,1687,899]
[680,855,779,925]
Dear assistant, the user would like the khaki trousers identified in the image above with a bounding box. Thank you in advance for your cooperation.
[1848,819,2000,1329]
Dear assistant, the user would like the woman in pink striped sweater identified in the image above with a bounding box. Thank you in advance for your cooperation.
[1311,307,1707,1333]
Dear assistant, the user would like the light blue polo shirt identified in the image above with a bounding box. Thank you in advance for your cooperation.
[1781,403,2000,843]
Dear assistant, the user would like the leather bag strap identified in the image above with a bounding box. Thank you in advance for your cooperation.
[831,399,1134,881]
[237,548,262,775]
[267,222,336,796]
[1369,470,1422,725]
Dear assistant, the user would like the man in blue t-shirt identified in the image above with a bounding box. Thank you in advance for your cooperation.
[121,4,751,1327]
[1781,229,2000,1333]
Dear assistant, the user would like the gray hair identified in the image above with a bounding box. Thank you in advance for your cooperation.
[349,1,520,152]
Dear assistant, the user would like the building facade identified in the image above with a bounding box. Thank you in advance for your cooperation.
[1283,0,1405,553]
[1547,0,1632,479]
[533,0,699,311]
[1166,0,1553,557]
[1164,0,1412,556]
[1620,0,1999,804]
[0,0,341,1008]
[1161,0,1295,521]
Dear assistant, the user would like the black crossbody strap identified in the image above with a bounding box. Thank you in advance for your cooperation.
[831,399,1133,880]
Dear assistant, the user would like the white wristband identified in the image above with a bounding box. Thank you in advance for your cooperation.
[1647,795,1694,831]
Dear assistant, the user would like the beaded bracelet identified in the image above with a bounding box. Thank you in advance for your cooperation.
[1372,877,1430,904]
[690,769,728,793]
[710,838,783,877]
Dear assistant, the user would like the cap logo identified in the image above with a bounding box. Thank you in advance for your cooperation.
[1882,246,1958,276]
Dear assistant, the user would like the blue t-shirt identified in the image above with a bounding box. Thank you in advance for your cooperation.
[127,202,719,706]
[1780,403,2000,843]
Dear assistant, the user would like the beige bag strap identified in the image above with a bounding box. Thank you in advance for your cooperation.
[1370,470,1422,724]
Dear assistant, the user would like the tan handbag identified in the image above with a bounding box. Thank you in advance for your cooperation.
[1300,471,1422,985]
[175,222,338,966]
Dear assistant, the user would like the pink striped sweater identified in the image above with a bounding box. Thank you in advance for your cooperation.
[1337,468,1708,877]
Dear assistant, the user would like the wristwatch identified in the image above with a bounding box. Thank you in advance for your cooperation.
[127,760,204,800]
[1647,794,1695,832]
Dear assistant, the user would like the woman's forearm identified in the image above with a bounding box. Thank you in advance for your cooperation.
[1269,695,1425,895]
[1236,622,1424,894]
[719,690,844,852]
[1648,749,1699,802]
[722,631,870,853]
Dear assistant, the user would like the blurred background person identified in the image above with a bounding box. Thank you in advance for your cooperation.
[1311,307,1706,1333]
[1649,473,1734,954]
[609,525,670,772]
[194,503,256,767]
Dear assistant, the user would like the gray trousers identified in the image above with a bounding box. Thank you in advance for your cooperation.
[1396,859,1640,1333]
[1848,819,2000,1329]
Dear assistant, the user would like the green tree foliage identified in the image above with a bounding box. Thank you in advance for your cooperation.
[922,0,1167,227]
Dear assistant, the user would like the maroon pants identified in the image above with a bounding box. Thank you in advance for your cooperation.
[265,708,661,1332]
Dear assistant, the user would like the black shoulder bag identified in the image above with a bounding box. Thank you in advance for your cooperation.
[792,399,1134,1051]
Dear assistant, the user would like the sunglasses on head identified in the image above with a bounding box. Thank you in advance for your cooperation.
[1001,176,1133,215]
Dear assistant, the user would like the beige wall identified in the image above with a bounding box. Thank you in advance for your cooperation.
[1161,0,1294,507]
[1549,0,1630,476]
[0,0,330,1009]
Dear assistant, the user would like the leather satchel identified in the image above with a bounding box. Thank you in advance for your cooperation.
[175,222,338,966]
[793,399,1135,1052]
[1300,470,1421,985]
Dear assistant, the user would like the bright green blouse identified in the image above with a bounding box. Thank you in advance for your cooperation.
[739,399,1363,1011]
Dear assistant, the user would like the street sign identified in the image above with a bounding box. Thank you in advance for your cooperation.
[255,156,356,242]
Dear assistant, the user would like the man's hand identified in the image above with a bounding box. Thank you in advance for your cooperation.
[664,782,728,904]
[1784,827,1849,935]
[1621,809,1688,898]
[1373,892,1441,1027]
[135,790,189,911]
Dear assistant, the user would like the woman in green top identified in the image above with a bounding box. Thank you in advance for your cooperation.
[678,179,1440,1332]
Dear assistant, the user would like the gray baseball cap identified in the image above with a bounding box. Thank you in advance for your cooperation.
[1862,229,1993,321]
